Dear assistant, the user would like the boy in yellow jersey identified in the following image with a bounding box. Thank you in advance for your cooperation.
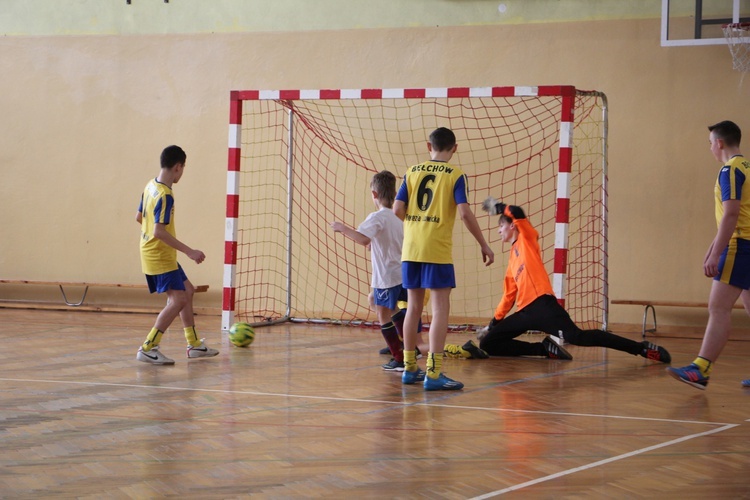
[393,127,494,390]
[135,145,219,365]
[466,198,671,363]
[668,121,750,389]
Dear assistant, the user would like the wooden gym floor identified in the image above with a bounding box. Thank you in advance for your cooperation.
[1,308,749,498]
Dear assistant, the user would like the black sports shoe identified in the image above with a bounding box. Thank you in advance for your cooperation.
[443,340,489,359]
[461,340,489,359]
[381,358,405,371]
[641,341,671,364]
[542,336,573,360]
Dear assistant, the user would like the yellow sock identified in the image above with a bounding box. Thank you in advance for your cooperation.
[184,326,201,347]
[404,350,418,372]
[426,352,442,380]
[142,328,163,351]
[693,356,713,376]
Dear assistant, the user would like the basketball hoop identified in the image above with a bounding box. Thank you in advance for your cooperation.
[722,22,750,72]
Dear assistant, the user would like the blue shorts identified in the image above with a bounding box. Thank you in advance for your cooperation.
[373,284,407,310]
[716,238,750,289]
[402,261,456,289]
[146,264,188,294]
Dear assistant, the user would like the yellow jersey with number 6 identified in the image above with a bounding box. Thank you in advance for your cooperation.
[395,160,469,264]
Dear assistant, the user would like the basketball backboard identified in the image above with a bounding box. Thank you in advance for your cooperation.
[662,0,750,46]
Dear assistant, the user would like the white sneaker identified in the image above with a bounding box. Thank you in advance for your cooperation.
[136,345,175,365]
[187,339,219,358]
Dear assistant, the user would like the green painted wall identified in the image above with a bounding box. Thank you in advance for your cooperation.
[1,0,659,36]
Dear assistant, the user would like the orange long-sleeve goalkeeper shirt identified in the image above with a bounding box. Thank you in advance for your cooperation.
[493,216,554,321]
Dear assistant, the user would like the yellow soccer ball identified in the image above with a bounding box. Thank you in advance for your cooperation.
[228,322,255,347]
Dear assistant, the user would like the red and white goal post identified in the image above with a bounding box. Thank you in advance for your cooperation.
[223,86,609,332]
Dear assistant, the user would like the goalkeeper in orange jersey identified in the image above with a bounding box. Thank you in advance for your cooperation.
[471,197,671,363]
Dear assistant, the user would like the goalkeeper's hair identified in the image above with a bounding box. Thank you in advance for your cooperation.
[708,120,742,147]
[429,127,456,152]
[371,170,397,208]
[161,145,187,169]
[499,205,526,225]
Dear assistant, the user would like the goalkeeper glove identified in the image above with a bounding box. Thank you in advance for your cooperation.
[477,317,500,340]
[482,197,526,219]
[482,196,506,216]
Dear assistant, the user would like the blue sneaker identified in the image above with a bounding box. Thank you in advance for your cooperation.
[666,364,709,390]
[742,379,750,388]
[423,373,464,391]
[402,368,426,385]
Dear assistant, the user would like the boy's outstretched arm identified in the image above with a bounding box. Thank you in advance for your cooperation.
[457,203,494,266]
[330,221,371,247]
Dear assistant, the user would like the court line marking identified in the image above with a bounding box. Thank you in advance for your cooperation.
[469,423,739,498]
[0,376,734,427]
[2,376,741,495]
[431,403,735,426]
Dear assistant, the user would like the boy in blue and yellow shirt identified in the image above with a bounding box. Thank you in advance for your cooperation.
[669,120,750,389]
[136,145,219,364]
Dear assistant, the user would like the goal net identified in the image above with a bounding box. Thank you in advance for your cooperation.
[223,86,608,332]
